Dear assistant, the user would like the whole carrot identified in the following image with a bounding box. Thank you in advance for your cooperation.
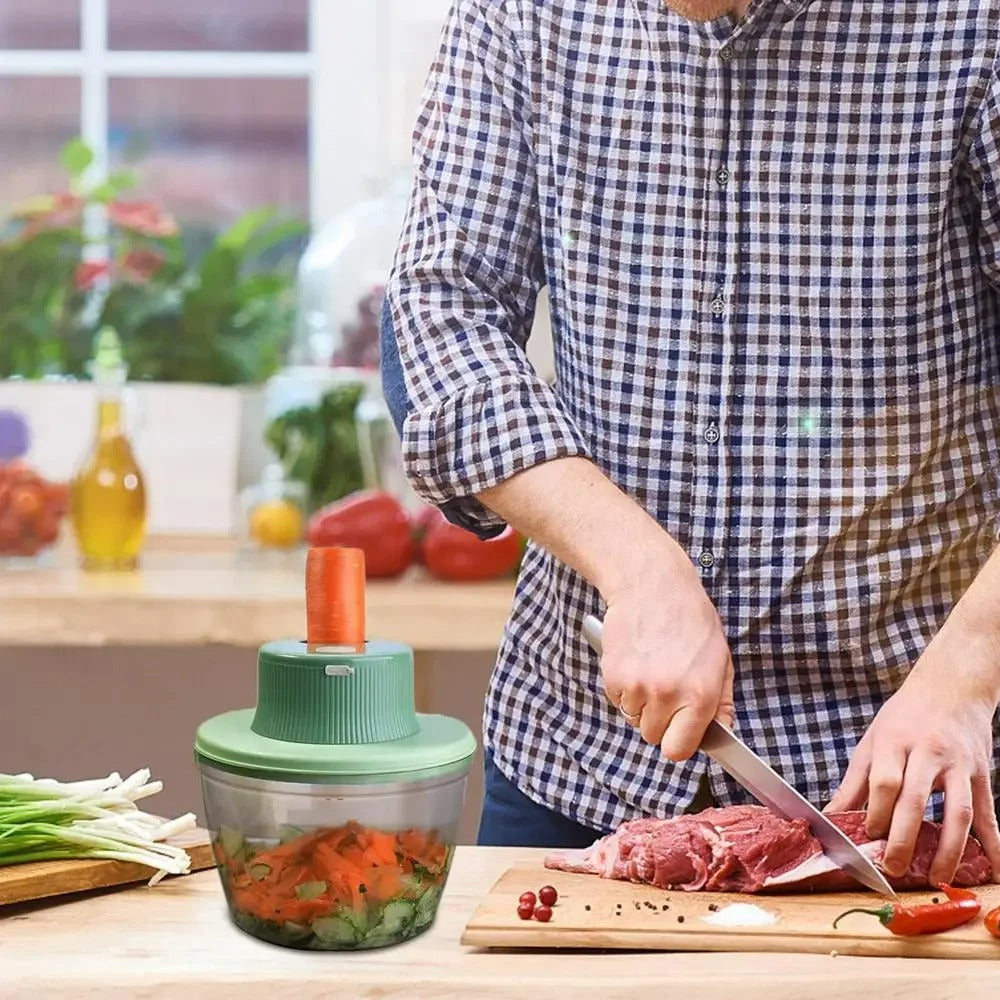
[833,885,981,936]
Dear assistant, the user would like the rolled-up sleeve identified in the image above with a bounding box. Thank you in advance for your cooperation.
[969,59,1000,289]
[380,0,589,537]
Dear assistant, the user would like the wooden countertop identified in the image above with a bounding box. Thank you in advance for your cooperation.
[0,538,515,652]
[2,847,998,998]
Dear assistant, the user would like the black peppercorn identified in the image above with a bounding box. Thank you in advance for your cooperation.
[677,915,685,924]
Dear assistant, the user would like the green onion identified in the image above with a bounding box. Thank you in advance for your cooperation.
[0,769,197,885]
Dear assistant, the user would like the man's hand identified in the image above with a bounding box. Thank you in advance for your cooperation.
[477,457,735,760]
[826,603,1000,885]
[601,561,734,760]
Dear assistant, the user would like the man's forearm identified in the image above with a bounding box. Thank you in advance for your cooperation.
[911,543,1000,706]
[476,457,692,601]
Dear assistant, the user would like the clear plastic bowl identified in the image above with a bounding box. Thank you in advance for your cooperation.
[197,762,469,950]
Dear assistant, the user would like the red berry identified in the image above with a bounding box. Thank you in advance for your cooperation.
[534,905,553,923]
[517,902,534,920]
[538,885,558,907]
[519,891,537,907]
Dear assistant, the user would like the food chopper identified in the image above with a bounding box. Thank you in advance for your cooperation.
[195,547,476,950]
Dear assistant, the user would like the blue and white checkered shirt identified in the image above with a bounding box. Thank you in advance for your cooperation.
[381,0,1000,833]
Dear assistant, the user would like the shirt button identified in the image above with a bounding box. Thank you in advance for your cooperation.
[717,166,730,186]
[719,44,735,62]
[705,424,721,444]
[698,551,716,569]
[709,296,725,317]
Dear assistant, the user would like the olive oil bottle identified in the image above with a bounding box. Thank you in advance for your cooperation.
[70,327,147,570]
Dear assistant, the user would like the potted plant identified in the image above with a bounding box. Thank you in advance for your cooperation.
[0,139,305,536]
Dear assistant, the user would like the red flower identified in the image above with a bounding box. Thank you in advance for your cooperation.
[120,248,165,283]
[108,200,178,238]
[74,259,111,291]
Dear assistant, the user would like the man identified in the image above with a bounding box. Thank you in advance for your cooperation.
[380,0,1000,886]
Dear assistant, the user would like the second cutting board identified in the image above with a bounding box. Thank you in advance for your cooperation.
[463,863,1000,960]
[0,826,215,908]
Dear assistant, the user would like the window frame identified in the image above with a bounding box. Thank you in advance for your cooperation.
[0,0,315,225]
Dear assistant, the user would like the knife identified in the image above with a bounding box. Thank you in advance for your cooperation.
[580,614,897,898]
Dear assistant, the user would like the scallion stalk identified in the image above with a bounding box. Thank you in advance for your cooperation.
[0,769,197,885]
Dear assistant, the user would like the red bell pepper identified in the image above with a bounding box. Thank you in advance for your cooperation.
[409,504,440,565]
[307,490,413,579]
[421,511,522,582]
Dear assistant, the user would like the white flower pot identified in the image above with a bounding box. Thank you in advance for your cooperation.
[0,379,247,536]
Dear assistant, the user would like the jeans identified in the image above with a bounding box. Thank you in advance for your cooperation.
[476,754,720,848]
[476,755,605,848]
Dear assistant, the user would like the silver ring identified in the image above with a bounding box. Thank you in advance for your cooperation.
[617,699,642,725]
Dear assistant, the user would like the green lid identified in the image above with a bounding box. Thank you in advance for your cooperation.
[195,638,476,784]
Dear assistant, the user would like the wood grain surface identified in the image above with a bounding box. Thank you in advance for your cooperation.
[463,862,1000,960]
[0,538,514,650]
[0,826,214,907]
[2,848,1000,998]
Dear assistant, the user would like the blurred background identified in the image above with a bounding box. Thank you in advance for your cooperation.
[0,1,551,844]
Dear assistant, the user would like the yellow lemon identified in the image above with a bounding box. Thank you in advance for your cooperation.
[249,500,304,549]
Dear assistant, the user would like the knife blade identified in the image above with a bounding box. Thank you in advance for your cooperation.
[580,614,897,898]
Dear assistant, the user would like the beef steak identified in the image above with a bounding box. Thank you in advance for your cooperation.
[543,805,992,893]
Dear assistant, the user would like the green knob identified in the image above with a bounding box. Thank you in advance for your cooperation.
[250,639,419,745]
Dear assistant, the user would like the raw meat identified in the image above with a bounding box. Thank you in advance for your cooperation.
[543,805,992,893]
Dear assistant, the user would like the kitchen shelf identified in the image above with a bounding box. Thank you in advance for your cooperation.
[0,537,515,652]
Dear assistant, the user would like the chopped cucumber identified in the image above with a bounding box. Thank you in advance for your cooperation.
[249,863,270,881]
[294,880,328,901]
[340,906,370,937]
[278,825,305,845]
[311,915,359,946]
[414,885,442,927]
[218,825,246,859]
[374,899,416,938]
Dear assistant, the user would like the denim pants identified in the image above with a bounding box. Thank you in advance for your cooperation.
[476,754,720,848]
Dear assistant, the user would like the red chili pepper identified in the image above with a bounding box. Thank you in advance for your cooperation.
[421,512,522,582]
[307,490,413,579]
[986,906,1000,939]
[833,885,981,936]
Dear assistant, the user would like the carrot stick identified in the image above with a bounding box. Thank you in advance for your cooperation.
[306,547,366,648]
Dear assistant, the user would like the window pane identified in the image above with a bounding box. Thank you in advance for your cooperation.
[108,78,309,232]
[0,1,80,49]
[0,77,81,212]
[108,0,308,52]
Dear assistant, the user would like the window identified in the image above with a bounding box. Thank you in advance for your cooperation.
[0,0,312,231]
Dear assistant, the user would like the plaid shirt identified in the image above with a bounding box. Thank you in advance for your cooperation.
[381,0,1000,834]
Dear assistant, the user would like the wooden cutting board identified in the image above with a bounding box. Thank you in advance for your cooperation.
[463,863,1000,960]
[0,826,215,907]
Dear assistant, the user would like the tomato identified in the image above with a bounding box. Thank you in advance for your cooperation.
[534,905,553,923]
[35,511,61,545]
[517,902,534,921]
[519,891,537,907]
[986,906,1000,939]
[11,485,43,522]
[0,514,19,550]
[0,462,68,555]
[421,513,522,582]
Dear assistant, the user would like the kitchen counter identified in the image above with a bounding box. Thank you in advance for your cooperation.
[2,848,998,999]
[0,537,515,652]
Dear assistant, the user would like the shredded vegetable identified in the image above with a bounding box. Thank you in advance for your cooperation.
[0,768,197,884]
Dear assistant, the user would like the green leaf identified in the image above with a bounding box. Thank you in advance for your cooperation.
[60,138,94,178]
[91,171,138,203]
[243,218,308,261]
[217,207,276,251]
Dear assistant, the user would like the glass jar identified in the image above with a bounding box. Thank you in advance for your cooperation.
[292,175,410,370]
